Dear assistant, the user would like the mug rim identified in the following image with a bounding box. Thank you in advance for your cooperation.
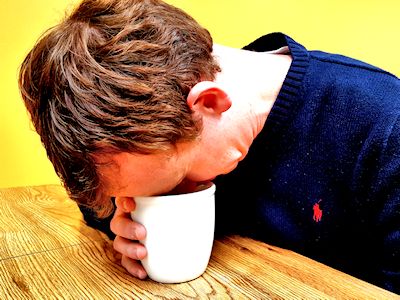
[134,182,215,203]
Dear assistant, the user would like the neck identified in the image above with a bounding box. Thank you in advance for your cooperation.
[212,43,292,139]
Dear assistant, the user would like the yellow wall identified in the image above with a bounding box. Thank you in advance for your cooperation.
[1,0,399,188]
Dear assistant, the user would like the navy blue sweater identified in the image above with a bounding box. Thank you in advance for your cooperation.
[214,33,400,293]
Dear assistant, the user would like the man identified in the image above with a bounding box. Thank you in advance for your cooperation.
[19,0,399,293]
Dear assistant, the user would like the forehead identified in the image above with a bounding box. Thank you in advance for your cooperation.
[94,150,182,197]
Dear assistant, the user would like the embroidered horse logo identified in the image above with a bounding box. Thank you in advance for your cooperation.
[313,199,323,222]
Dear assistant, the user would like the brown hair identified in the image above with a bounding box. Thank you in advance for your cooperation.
[18,0,220,217]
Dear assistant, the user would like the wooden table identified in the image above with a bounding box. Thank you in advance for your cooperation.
[0,185,398,299]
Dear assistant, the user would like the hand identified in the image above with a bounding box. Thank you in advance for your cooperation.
[110,196,147,279]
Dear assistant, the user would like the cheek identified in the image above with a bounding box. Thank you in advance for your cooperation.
[186,159,222,181]
[158,168,186,190]
[185,140,232,181]
[139,173,184,196]
[126,165,185,196]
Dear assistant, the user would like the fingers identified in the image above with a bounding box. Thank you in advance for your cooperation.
[113,236,147,260]
[121,255,147,279]
[110,213,146,240]
[111,196,148,280]
[110,196,146,240]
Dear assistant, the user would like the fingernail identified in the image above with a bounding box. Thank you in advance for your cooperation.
[136,247,147,259]
[137,270,146,279]
[135,227,145,239]
[123,200,129,212]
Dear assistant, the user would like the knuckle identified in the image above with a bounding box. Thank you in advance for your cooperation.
[128,223,139,240]
[114,197,124,208]
[109,218,118,234]
[112,237,122,252]
[120,255,130,269]
[127,245,138,259]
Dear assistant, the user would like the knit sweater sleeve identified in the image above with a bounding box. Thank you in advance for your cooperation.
[370,117,400,293]
[78,201,116,240]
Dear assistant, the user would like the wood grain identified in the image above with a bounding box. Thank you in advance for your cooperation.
[0,185,398,299]
[0,185,105,260]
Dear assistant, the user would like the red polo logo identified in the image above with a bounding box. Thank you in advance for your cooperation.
[313,200,323,222]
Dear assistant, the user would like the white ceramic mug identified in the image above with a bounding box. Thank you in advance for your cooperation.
[131,182,215,283]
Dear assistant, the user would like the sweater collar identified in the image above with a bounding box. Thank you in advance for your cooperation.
[243,32,310,136]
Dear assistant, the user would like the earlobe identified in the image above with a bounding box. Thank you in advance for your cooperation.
[187,81,232,115]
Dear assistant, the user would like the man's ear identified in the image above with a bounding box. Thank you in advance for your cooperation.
[187,81,232,115]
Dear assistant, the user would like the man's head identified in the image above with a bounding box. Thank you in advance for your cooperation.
[19,0,220,216]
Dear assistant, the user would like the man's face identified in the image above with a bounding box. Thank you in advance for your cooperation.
[96,146,194,197]
[96,133,244,198]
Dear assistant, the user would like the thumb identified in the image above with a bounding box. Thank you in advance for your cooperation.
[115,197,136,214]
